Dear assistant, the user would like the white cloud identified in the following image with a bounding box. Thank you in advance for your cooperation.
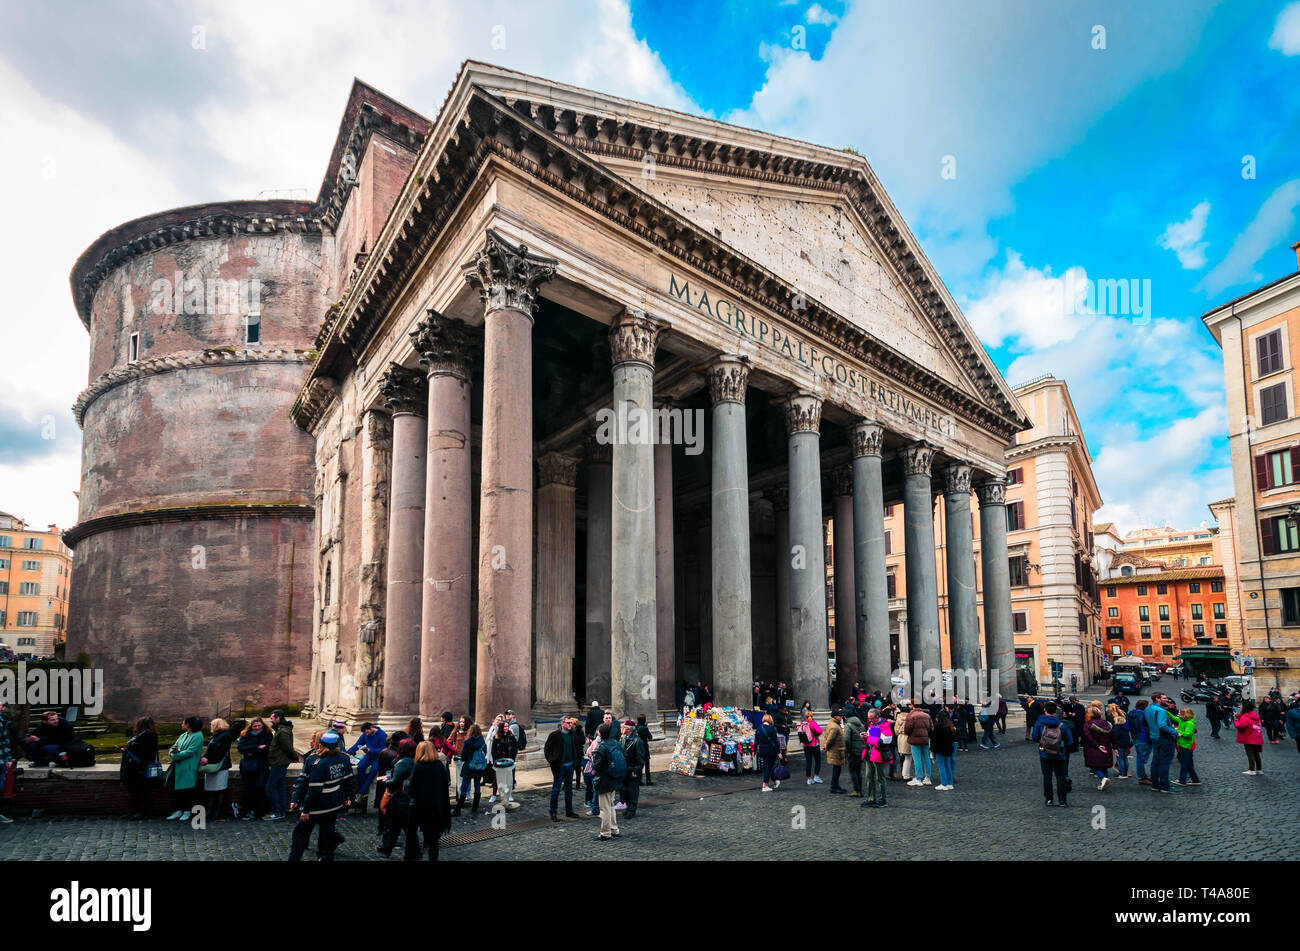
[1157,200,1211,270]
[1270,1,1300,54]
[806,4,839,26]
[962,252,1092,351]
[1197,179,1300,296]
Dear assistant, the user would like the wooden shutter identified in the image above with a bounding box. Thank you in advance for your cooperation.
[1261,516,1278,556]
[1291,447,1300,484]
[1257,453,1271,490]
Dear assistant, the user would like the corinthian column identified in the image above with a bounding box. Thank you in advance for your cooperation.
[653,405,677,708]
[535,452,579,708]
[976,475,1016,702]
[584,432,613,704]
[902,441,941,699]
[608,309,666,720]
[772,486,792,684]
[943,463,980,684]
[850,422,890,692]
[462,230,556,726]
[410,312,477,720]
[831,465,857,696]
[705,355,753,709]
[782,391,829,708]
[379,364,428,726]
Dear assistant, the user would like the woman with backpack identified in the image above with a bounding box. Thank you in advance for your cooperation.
[1235,699,1265,775]
[757,713,782,792]
[378,738,417,857]
[1081,706,1115,790]
[163,716,205,821]
[199,718,235,820]
[1107,703,1132,778]
[119,716,159,820]
[454,723,487,818]
[798,709,823,785]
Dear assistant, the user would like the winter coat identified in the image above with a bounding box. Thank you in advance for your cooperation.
[1286,706,1300,739]
[930,721,956,757]
[1031,715,1074,761]
[797,717,823,748]
[822,718,846,765]
[1168,713,1196,750]
[1111,717,1132,749]
[756,723,781,758]
[166,729,204,791]
[407,759,452,833]
[1234,711,1263,746]
[544,727,584,773]
[903,710,933,746]
[866,723,894,764]
[120,729,159,781]
[237,728,272,772]
[488,728,518,765]
[266,722,296,768]
[893,712,910,755]
[591,738,620,794]
[844,716,867,762]
[459,735,487,775]
[1081,719,1114,770]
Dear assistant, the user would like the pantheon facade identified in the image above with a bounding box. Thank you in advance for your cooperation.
[67,62,1028,724]
[294,63,1029,728]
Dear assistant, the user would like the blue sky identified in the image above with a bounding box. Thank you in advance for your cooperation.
[0,0,1297,534]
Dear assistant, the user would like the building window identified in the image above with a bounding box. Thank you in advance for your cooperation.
[1138,605,1150,622]
[21,559,38,571]
[0,610,5,626]
[1211,580,1223,592]
[1006,502,1025,532]
[245,314,261,345]
[1008,555,1029,587]
[1141,646,1153,656]
[1257,328,1284,376]
[1077,612,1087,633]
[1106,626,1124,640]
[884,531,892,556]
[129,332,140,364]
[1191,603,1203,620]
[1215,623,1227,637]
[1140,625,1151,639]
[17,638,35,647]
[18,582,38,596]
[1188,581,1201,594]
[1260,382,1288,425]
[1012,611,1028,633]
[1192,623,1204,635]
[1156,582,1167,595]
[1200,556,1211,566]
[1160,624,1171,637]
[1107,606,1118,617]
[1006,467,1023,486]
[0,536,10,549]
[1158,605,1170,621]
[1260,514,1300,555]
[1137,584,1148,596]
[1106,585,1116,597]
[23,538,41,550]
[0,581,7,595]
[1162,645,1174,655]
[16,611,36,626]
[1213,602,1225,619]
[1256,448,1300,490]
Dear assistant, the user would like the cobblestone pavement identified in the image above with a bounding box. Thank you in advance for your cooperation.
[2,701,1295,861]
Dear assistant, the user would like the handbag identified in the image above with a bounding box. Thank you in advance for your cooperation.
[493,757,515,769]
[773,762,791,781]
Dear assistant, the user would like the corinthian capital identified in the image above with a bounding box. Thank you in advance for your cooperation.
[901,442,935,477]
[460,229,557,315]
[378,363,428,416]
[850,421,884,458]
[944,463,973,496]
[538,451,579,488]
[974,476,1007,507]
[608,309,668,368]
[410,310,479,380]
[779,391,822,435]
[704,354,751,406]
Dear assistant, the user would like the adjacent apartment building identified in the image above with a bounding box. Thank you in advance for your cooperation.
[1202,238,1300,692]
[874,375,1104,692]
[0,511,72,658]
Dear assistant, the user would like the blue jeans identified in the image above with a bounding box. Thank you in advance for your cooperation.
[1152,738,1176,790]
[1177,747,1200,783]
[355,753,380,796]
[762,755,777,786]
[803,745,821,778]
[1133,741,1151,780]
[550,765,574,816]
[935,753,954,786]
[911,744,931,781]
[980,719,998,746]
[1115,748,1129,775]
[267,765,289,815]
[458,772,482,798]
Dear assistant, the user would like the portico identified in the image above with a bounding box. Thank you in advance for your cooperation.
[293,63,1029,728]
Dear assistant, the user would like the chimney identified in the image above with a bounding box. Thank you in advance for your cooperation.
[1293,239,1300,270]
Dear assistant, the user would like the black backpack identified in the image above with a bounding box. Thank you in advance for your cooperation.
[1038,722,1064,756]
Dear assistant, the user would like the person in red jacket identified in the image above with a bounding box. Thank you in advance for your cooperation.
[1235,699,1265,775]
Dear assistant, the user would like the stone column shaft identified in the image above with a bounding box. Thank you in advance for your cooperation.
[355,410,392,715]
[412,315,476,721]
[462,230,556,726]
[831,467,857,696]
[783,392,829,707]
[654,437,676,708]
[773,488,792,684]
[379,364,427,724]
[977,477,1016,701]
[903,442,942,700]
[535,453,578,707]
[608,310,665,721]
[707,356,753,709]
[943,464,980,687]
[584,439,613,704]
[851,423,891,692]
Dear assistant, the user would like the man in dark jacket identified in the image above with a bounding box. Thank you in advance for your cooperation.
[634,714,654,785]
[265,711,297,821]
[1031,701,1074,807]
[591,724,622,842]
[544,717,584,821]
[584,702,604,739]
[1205,695,1223,738]
[288,731,355,861]
[24,711,74,766]
[619,720,648,818]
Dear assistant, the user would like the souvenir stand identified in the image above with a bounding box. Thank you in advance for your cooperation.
[669,706,758,776]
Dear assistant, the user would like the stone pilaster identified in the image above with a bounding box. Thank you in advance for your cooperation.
[378,363,428,726]
[781,391,829,707]
[943,463,980,689]
[410,312,477,720]
[850,421,891,692]
[705,355,753,709]
[608,309,666,720]
[976,475,1016,702]
[902,441,942,700]
[355,409,391,717]
[462,230,556,725]
[535,452,579,708]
